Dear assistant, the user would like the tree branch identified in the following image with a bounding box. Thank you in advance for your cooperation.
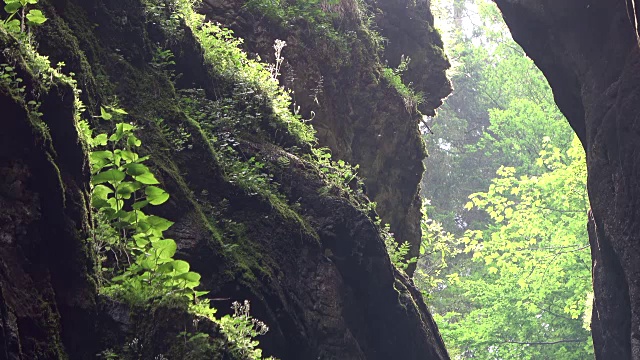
[501,338,585,346]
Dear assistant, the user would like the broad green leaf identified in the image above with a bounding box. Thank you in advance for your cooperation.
[175,271,200,283]
[100,106,112,120]
[26,9,47,25]
[4,19,20,32]
[171,260,190,274]
[132,200,149,210]
[145,186,169,205]
[152,239,177,259]
[134,234,150,247]
[4,2,21,13]
[90,150,114,163]
[92,184,113,200]
[91,169,125,185]
[147,215,174,232]
[93,134,108,146]
[124,163,150,176]
[127,134,142,147]
[115,181,141,199]
[134,172,160,185]
[141,257,156,270]
[120,150,138,163]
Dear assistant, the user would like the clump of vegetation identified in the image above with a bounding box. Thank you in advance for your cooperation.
[381,55,424,114]
[1,0,424,357]
[2,1,277,355]
[420,0,593,358]
[413,203,460,298]
[0,0,78,118]
[245,0,386,65]
[82,105,203,303]
[82,105,276,359]
[377,218,417,271]
[2,0,47,34]
[245,0,346,44]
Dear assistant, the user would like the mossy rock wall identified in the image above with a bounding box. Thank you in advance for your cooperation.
[0,28,95,359]
[1,0,451,358]
[201,0,452,273]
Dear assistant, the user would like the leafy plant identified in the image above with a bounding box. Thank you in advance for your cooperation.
[84,105,275,358]
[150,47,180,82]
[2,0,47,34]
[83,105,205,304]
[0,63,24,93]
[379,220,416,271]
[151,117,191,153]
[381,55,424,114]
[414,203,460,297]
[217,301,275,360]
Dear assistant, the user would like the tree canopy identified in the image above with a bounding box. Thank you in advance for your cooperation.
[417,1,594,358]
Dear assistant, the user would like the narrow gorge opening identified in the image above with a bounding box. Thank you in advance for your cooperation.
[415,0,593,358]
[5,0,638,358]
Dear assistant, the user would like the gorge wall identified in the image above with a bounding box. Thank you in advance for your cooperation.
[200,0,451,272]
[493,0,640,358]
[0,0,451,359]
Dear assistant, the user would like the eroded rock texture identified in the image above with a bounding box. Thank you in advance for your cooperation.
[0,0,450,358]
[201,0,451,273]
[0,31,97,359]
[494,0,640,358]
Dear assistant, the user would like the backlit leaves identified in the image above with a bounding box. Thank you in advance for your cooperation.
[87,105,204,304]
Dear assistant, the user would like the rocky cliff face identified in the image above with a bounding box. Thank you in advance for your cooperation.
[201,0,451,272]
[0,30,95,359]
[493,0,640,358]
[0,0,450,359]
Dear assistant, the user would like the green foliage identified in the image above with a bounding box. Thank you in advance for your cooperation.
[83,105,204,304]
[186,299,276,360]
[414,204,460,297]
[2,0,47,34]
[310,147,375,213]
[143,0,187,38]
[85,106,274,358]
[381,55,424,114]
[423,0,571,234]
[151,117,192,153]
[421,1,594,358]
[428,137,592,359]
[245,0,385,61]
[217,301,276,360]
[245,0,342,42]
[184,17,315,145]
[0,62,23,93]
[178,89,285,201]
[1,0,77,114]
[143,0,318,150]
[378,220,416,271]
[150,47,180,82]
[313,148,358,189]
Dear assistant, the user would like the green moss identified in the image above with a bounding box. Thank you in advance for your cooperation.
[39,2,106,106]
[268,194,319,241]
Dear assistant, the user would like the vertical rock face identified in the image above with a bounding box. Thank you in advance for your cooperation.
[201,0,451,272]
[493,0,640,358]
[0,0,451,358]
[0,31,95,359]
